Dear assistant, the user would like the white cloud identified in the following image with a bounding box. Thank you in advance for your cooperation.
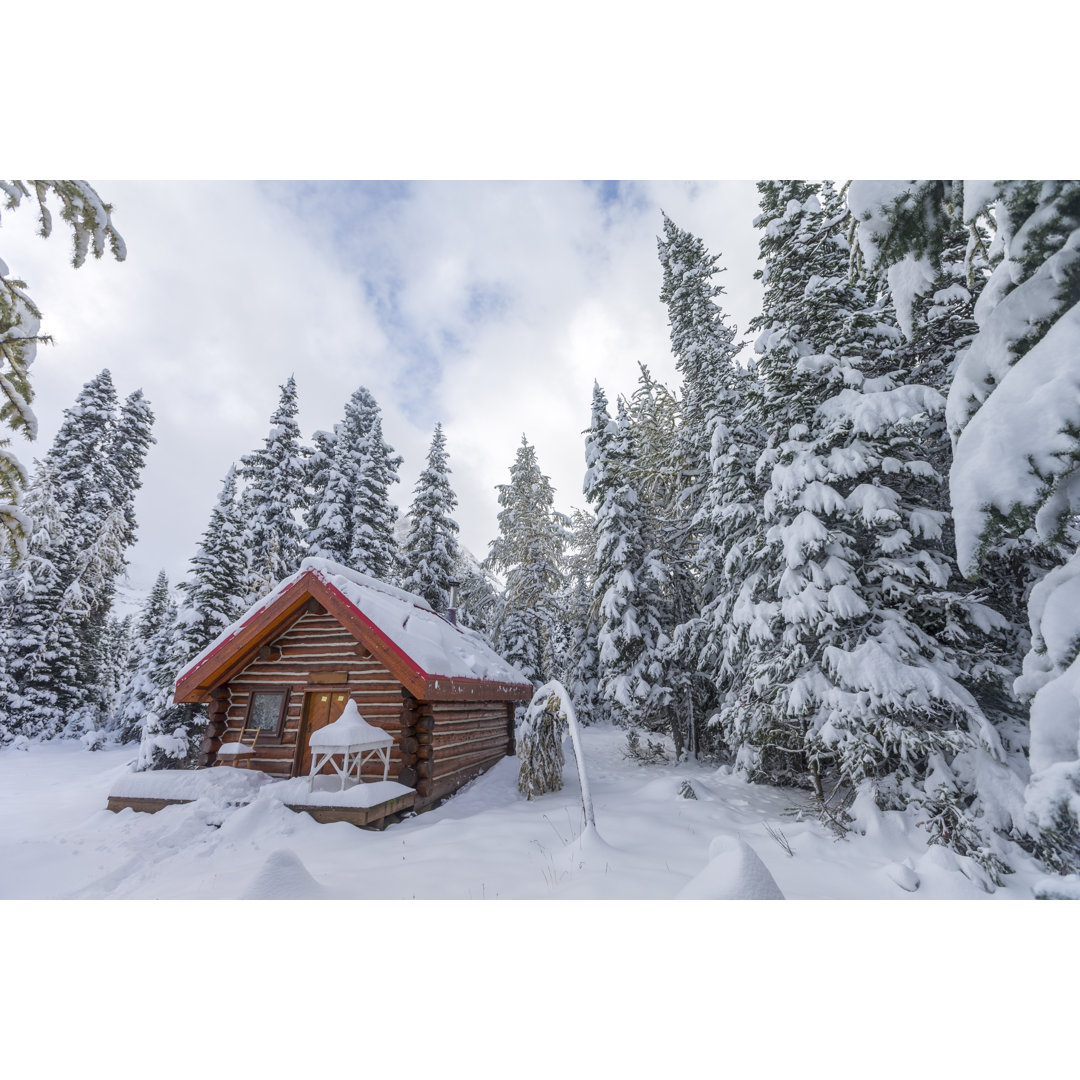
[1,180,763,600]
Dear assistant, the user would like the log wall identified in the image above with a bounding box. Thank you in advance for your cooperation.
[419,700,515,807]
[215,611,405,778]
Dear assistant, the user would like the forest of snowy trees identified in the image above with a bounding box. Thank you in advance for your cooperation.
[1,179,1078,881]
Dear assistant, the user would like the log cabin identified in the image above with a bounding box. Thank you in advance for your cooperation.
[172,558,534,814]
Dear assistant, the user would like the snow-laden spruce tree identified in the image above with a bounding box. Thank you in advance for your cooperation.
[849,180,1080,870]
[240,375,309,600]
[0,181,125,558]
[113,570,175,745]
[625,367,694,752]
[307,386,402,581]
[517,691,566,799]
[129,575,198,770]
[584,384,673,737]
[401,424,460,612]
[730,182,1014,871]
[173,466,248,673]
[0,372,153,739]
[452,552,500,638]
[561,508,604,726]
[486,436,567,686]
[657,215,764,754]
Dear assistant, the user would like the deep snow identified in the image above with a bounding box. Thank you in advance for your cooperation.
[0,724,1063,900]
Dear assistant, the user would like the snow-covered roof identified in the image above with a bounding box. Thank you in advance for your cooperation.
[308,699,393,748]
[175,557,531,700]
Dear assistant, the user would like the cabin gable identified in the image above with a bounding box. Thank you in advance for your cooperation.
[204,610,408,779]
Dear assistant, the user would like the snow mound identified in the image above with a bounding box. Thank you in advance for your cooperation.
[1032,874,1080,900]
[883,859,921,893]
[241,848,329,900]
[108,767,275,804]
[677,837,786,899]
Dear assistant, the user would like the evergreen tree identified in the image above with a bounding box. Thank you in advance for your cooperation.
[727,182,1012,874]
[517,691,567,799]
[849,179,1080,870]
[98,614,134,734]
[306,386,402,581]
[487,436,567,686]
[584,385,671,733]
[240,375,309,598]
[401,424,460,611]
[0,372,152,738]
[658,215,764,754]
[174,466,248,666]
[561,508,603,725]
[452,552,500,638]
[130,578,198,771]
[114,570,174,744]
[1,181,126,557]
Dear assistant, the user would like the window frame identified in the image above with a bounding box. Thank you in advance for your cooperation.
[243,686,291,741]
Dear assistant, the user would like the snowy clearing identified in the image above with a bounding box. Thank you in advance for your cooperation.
[0,725,1060,900]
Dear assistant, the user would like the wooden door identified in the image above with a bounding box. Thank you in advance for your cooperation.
[298,690,351,776]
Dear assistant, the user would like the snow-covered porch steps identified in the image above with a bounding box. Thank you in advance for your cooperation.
[105,768,416,829]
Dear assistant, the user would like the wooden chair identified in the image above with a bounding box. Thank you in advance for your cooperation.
[215,726,260,768]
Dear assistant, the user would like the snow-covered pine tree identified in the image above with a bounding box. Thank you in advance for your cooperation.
[240,375,309,600]
[98,614,133,735]
[0,463,70,739]
[306,386,402,582]
[729,182,1014,873]
[452,552,500,638]
[174,466,248,669]
[657,215,764,755]
[129,575,198,770]
[584,384,672,736]
[0,372,152,738]
[305,426,351,565]
[849,180,1080,871]
[113,570,173,744]
[561,508,603,725]
[401,424,460,612]
[624,367,690,753]
[487,436,567,686]
[517,690,567,799]
[0,181,126,558]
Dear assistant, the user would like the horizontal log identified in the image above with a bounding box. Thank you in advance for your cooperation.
[400,736,418,756]
[431,701,513,715]
[430,720,508,742]
[431,731,509,757]
[397,766,417,787]
[416,759,434,780]
[433,746,506,778]
[434,753,504,791]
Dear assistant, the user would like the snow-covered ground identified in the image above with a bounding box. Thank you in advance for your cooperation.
[0,725,1057,900]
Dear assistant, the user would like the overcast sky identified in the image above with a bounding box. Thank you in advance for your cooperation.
[3,180,765,603]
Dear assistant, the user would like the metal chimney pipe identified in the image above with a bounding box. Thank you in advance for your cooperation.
[447,579,460,626]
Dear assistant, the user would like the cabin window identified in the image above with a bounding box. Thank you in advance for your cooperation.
[246,689,289,739]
